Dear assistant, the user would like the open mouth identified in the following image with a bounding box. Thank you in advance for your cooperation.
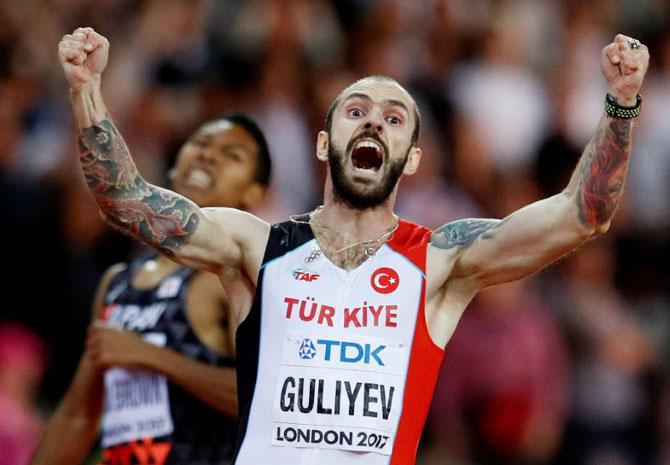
[183,168,213,189]
[351,139,384,172]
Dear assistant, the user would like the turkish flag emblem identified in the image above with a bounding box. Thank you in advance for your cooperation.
[371,267,400,294]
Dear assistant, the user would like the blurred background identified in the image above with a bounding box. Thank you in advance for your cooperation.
[1,0,669,464]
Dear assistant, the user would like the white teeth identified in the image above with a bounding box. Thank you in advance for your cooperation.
[185,169,213,189]
[354,140,382,153]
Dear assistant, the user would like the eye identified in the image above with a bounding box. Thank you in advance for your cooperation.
[348,108,364,118]
[386,115,402,125]
[225,150,243,162]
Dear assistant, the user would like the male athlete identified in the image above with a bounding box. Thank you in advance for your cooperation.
[58,27,649,465]
[29,113,271,465]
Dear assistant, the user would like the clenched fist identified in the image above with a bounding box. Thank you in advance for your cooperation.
[58,27,109,91]
[602,34,650,106]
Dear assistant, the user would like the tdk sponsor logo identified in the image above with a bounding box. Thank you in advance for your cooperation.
[293,268,320,282]
[298,338,317,360]
[298,339,386,366]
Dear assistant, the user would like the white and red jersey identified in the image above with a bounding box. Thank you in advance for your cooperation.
[234,218,444,465]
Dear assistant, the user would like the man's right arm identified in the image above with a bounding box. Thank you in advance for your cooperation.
[29,353,104,465]
[59,28,268,276]
[29,264,123,465]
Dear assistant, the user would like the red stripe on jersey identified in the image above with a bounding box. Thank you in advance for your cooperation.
[387,220,445,465]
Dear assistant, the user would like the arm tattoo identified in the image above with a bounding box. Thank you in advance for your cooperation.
[78,119,199,254]
[430,219,501,249]
[577,118,632,227]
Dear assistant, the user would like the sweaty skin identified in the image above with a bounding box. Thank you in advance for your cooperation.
[55,26,648,464]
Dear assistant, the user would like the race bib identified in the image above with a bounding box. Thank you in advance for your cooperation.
[271,333,407,455]
[101,333,174,447]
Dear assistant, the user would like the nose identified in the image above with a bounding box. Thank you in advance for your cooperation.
[364,113,383,134]
[196,148,216,166]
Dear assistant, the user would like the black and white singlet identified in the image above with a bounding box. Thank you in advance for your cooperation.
[100,256,237,465]
[234,219,445,465]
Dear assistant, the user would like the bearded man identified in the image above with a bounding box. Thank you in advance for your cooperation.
[57,27,648,465]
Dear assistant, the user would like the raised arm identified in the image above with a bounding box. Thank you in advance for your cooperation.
[430,34,649,292]
[58,28,268,276]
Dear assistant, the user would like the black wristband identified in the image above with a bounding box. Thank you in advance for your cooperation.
[605,94,642,119]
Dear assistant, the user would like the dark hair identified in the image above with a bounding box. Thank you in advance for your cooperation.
[216,112,272,187]
[324,76,421,146]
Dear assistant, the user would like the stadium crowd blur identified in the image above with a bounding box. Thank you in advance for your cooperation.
[1,0,670,464]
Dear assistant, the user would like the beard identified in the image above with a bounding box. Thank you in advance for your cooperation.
[328,134,409,210]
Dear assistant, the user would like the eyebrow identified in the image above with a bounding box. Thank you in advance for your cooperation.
[224,143,255,154]
[343,93,410,115]
[190,135,255,153]
[385,99,410,115]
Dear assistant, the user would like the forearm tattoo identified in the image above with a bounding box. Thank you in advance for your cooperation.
[430,219,501,249]
[78,119,199,254]
[577,118,632,227]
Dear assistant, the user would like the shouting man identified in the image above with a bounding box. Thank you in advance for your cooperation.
[57,27,648,465]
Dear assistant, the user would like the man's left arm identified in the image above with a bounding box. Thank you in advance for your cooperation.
[86,323,238,417]
[431,34,649,290]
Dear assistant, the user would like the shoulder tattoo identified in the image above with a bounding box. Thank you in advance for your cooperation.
[430,219,501,249]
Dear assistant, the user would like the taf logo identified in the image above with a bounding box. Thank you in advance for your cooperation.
[298,338,317,360]
[316,339,386,366]
[371,267,399,294]
[293,268,320,282]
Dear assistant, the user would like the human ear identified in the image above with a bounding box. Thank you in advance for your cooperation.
[403,146,422,175]
[316,131,329,162]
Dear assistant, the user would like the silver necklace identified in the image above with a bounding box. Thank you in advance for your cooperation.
[290,206,400,263]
